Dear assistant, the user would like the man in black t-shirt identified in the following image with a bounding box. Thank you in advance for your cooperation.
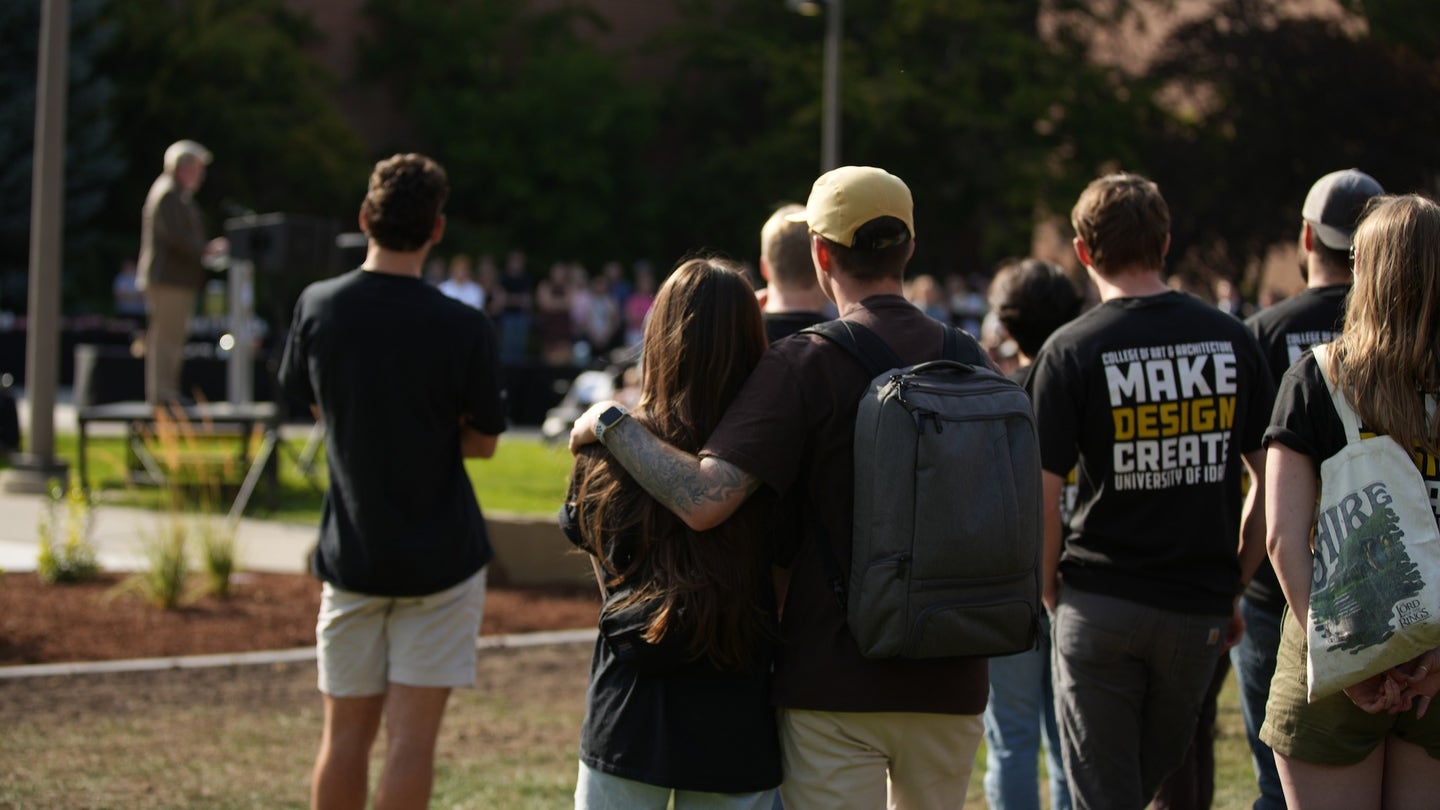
[758,202,834,342]
[1234,167,1383,810]
[279,154,506,810]
[1027,173,1273,810]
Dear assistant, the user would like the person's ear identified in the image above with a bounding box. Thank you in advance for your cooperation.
[357,209,369,235]
[1301,222,1314,253]
[431,213,446,245]
[811,234,832,275]
[1161,233,1171,259]
[1073,237,1094,269]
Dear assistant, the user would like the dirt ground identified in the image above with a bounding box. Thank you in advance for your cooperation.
[0,571,602,808]
[0,571,600,666]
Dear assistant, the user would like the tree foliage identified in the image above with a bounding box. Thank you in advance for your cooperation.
[1140,0,1440,285]
[638,0,1155,276]
[10,0,1440,315]
[0,0,125,313]
[359,0,659,265]
[95,0,365,247]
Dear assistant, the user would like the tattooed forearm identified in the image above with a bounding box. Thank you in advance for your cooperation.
[602,416,759,530]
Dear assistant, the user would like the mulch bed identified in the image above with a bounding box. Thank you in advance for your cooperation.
[0,571,600,666]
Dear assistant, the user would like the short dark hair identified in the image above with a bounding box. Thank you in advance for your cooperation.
[988,259,1083,359]
[818,216,912,282]
[1070,172,1169,274]
[1311,235,1348,272]
[360,153,449,252]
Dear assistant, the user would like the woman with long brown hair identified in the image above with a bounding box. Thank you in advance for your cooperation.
[560,257,780,808]
[1262,194,1440,808]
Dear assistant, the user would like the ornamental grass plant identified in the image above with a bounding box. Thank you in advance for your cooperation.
[35,469,100,585]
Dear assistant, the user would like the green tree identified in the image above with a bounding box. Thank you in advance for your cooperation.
[96,0,365,252]
[360,0,658,266]
[1139,1,1440,285]
[88,0,368,329]
[652,0,1152,275]
[0,0,126,314]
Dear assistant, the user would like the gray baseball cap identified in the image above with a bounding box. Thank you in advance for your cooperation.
[1302,169,1384,250]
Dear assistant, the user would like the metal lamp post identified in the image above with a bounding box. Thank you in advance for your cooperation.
[787,0,843,172]
[3,0,71,494]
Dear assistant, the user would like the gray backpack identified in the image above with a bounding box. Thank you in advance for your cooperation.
[803,320,1043,659]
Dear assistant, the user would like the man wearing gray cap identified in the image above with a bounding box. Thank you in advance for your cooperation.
[570,166,994,808]
[1235,167,1384,810]
[138,139,228,404]
[1247,169,1385,377]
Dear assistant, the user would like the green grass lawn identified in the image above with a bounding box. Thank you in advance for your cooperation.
[23,429,576,522]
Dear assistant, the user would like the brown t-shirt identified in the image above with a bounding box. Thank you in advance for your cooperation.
[702,294,989,715]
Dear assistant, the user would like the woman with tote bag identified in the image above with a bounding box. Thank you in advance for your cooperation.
[1262,194,1440,808]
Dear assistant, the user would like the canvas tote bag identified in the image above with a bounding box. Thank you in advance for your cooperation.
[1306,343,1440,701]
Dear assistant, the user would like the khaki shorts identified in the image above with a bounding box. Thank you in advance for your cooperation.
[316,567,487,697]
[778,708,983,810]
[1261,607,1440,765]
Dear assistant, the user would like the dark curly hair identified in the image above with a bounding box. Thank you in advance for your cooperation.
[988,258,1083,359]
[360,153,449,252]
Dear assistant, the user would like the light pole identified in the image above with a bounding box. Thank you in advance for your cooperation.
[3,0,70,494]
[787,0,843,172]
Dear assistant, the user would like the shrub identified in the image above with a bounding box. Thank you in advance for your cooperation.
[36,471,100,584]
[124,520,190,610]
[197,519,238,599]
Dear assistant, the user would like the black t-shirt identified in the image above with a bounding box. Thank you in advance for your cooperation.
[763,310,829,344]
[278,268,507,596]
[1027,291,1275,615]
[703,295,991,716]
[559,450,782,793]
[1242,284,1350,611]
[1265,352,1440,526]
[1246,285,1348,384]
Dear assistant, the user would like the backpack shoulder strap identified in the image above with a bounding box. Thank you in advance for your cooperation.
[801,319,903,376]
[942,325,967,363]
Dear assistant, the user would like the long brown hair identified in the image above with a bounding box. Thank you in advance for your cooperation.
[1329,194,1440,457]
[573,257,770,669]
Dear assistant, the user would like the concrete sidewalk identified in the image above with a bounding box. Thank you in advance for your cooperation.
[0,488,315,575]
[3,387,315,574]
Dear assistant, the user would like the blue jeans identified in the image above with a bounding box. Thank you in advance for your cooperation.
[984,613,1071,810]
[575,761,778,810]
[1228,597,1286,810]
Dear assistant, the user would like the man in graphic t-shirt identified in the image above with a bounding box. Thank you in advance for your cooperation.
[1234,167,1383,810]
[1026,172,1275,810]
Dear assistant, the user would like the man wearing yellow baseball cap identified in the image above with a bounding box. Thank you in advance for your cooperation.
[572,165,994,808]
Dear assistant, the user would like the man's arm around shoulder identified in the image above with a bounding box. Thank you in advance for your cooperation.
[570,401,760,531]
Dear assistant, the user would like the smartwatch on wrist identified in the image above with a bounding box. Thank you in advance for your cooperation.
[594,404,629,445]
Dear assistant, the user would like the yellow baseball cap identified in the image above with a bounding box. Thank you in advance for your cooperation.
[786,166,915,248]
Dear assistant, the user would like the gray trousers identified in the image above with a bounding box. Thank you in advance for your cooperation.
[1050,584,1229,810]
[144,283,196,403]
